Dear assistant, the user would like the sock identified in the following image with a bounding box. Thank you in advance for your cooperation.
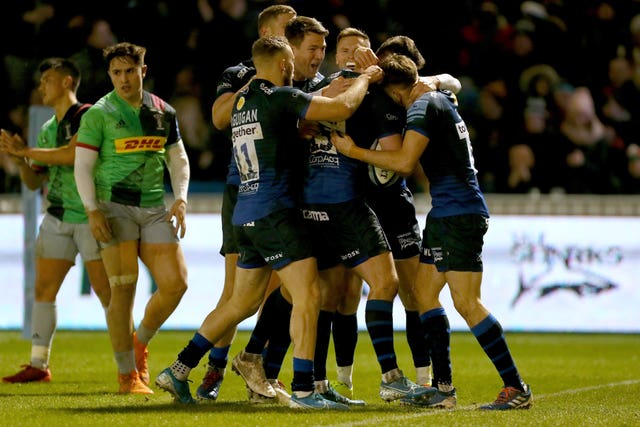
[421,307,452,386]
[314,378,329,393]
[313,310,334,381]
[365,299,398,374]
[114,350,136,374]
[332,312,357,368]
[415,366,432,386]
[135,323,157,346]
[175,332,214,379]
[245,287,282,354]
[207,345,230,370]
[471,314,524,390]
[291,357,314,393]
[336,365,353,388]
[31,302,56,369]
[405,309,430,371]
[170,359,192,381]
[263,289,292,379]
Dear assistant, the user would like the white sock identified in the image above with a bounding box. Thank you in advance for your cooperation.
[416,366,432,386]
[114,350,136,374]
[336,365,353,388]
[30,302,56,369]
[170,359,191,381]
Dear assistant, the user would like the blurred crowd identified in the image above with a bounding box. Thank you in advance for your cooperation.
[1,0,639,194]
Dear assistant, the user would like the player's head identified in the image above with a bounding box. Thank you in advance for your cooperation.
[103,42,147,102]
[36,57,81,106]
[253,36,294,86]
[258,4,297,37]
[38,57,81,93]
[335,28,370,71]
[376,35,425,70]
[379,53,418,105]
[285,16,329,81]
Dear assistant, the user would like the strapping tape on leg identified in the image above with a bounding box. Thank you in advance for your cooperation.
[109,274,137,287]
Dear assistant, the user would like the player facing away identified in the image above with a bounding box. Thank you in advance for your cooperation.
[331,53,532,410]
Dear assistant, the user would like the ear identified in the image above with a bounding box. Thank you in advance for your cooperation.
[62,75,73,89]
[141,64,148,78]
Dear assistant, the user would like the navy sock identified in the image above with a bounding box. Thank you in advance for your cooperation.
[178,332,213,368]
[314,310,334,381]
[291,357,314,393]
[263,289,292,379]
[406,309,430,369]
[365,299,398,373]
[333,312,358,367]
[207,345,230,370]
[471,314,523,390]
[420,308,452,385]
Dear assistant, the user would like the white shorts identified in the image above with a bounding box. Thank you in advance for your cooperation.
[98,201,179,248]
[36,213,101,262]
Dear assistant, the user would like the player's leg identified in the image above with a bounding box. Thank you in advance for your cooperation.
[332,270,361,397]
[101,240,148,393]
[4,216,76,383]
[157,264,272,404]
[196,252,238,400]
[396,256,432,386]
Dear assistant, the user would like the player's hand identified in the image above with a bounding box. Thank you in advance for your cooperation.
[167,199,187,238]
[322,76,354,98]
[298,120,321,140]
[362,65,383,84]
[354,47,378,69]
[330,130,355,157]
[0,129,27,157]
[87,209,112,243]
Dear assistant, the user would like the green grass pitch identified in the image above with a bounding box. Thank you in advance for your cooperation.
[1,330,639,426]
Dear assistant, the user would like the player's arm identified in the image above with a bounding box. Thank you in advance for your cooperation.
[165,140,190,238]
[74,144,113,243]
[212,78,254,130]
[419,74,461,94]
[6,133,76,166]
[211,92,236,131]
[304,66,382,122]
[332,129,427,176]
[376,133,413,177]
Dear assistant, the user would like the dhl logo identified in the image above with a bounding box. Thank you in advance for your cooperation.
[115,136,167,153]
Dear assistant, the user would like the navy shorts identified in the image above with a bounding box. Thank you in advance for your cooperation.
[420,213,489,272]
[235,208,314,270]
[302,198,390,270]
[367,186,421,260]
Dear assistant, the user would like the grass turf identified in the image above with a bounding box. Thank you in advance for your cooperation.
[1,330,639,426]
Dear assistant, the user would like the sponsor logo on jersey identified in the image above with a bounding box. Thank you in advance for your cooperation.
[232,122,262,141]
[236,96,246,110]
[455,121,468,139]
[302,209,330,221]
[114,136,167,153]
[239,181,259,194]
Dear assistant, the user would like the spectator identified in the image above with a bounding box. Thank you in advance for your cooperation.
[557,87,618,194]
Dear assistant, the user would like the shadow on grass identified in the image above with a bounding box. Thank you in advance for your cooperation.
[54,401,427,415]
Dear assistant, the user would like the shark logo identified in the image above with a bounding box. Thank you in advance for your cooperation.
[510,233,621,307]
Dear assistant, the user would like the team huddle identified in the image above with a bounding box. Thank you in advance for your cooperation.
[1,5,532,412]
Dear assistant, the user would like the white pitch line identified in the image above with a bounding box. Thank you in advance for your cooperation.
[330,379,640,427]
